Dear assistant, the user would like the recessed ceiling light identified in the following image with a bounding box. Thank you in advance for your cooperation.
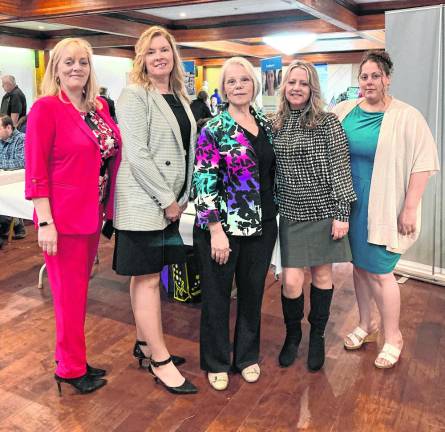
[263,32,317,55]
[179,12,187,18]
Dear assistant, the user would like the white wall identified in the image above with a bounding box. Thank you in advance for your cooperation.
[0,46,37,108]
[92,55,133,101]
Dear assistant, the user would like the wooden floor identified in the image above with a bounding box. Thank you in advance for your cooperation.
[1,228,444,432]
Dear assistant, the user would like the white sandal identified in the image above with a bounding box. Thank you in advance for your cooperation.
[344,326,379,350]
[208,372,229,391]
[241,364,260,383]
[374,342,403,369]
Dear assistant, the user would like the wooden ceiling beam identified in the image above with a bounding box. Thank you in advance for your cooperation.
[174,9,310,27]
[197,51,366,67]
[357,14,384,31]
[39,15,342,44]
[93,47,134,58]
[0,1,19,16]
[293,0,358,32]
[175,19,341,43]
[179,47,235,59]
[111,10,173,26]
[293,2,386,44]
[179,41,280,59]
[358,0,444,14]
[42,15,148,38]
[0,33,45,50]
[44,34,136,49]
[17,0,226,19]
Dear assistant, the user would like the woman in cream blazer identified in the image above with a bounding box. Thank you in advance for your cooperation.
[113,26,197,394]
[333,51,439,369]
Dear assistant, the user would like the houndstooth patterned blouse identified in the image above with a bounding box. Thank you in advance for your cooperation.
[274,109,356,222]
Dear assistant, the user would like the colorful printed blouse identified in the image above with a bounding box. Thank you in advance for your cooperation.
[81,110,119,203]
[193,107,274,236]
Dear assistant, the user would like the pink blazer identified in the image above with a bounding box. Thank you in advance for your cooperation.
[25,93,122,235]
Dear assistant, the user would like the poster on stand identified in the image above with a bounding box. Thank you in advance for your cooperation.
[261,56,282,113]
[183,60,195,96]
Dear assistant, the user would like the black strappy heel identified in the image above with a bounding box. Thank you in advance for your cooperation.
[133,340,186,370]
[150,356,198,395]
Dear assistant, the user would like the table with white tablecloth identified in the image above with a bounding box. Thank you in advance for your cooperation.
[0,169,33,220]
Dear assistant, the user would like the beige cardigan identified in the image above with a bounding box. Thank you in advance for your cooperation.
[333,98,440,254]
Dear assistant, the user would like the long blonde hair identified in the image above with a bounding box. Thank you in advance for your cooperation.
[130,26,189,102]
[41,38,100,112]
[275,60,325,130]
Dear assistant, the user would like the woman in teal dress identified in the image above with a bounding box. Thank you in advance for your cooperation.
[333,51,440,369]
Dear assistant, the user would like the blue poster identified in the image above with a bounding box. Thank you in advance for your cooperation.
[260,57,282,97]
[315,63,328,101]
[182,60,195,96]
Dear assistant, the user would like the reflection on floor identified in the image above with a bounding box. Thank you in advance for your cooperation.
[0,229,444,432]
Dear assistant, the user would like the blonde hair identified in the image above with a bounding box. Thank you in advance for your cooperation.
[41,38,100,112]
[275,60,325,130]
[219,57,260,103]
[130,26,189,102]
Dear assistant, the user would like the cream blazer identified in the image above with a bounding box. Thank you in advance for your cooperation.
[333,97,440,254]
[114,84,196,231]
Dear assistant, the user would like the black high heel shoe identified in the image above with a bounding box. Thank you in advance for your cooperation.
[55,361,106,378]
[54,373,107,396]
[133,340,186,369]
[87,363,106,378]
[150,356,198,395]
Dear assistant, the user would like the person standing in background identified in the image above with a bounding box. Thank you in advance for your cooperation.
[99,87,117,123]
[1,75,27,126]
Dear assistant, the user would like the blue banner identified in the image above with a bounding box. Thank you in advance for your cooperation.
[182,60,195,96]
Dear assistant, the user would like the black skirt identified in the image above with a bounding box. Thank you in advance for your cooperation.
[113,222,186,276]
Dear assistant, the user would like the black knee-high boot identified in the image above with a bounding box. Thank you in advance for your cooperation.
[278,292,304,367]
[307,284,333,371]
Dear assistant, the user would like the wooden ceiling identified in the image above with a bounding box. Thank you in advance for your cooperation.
[0,0,442,66]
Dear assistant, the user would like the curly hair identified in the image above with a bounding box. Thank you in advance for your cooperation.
[359,50,394,77]
[274,60,325,130]
[130,26,189,102]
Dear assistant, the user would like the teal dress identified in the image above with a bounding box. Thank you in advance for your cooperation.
[342,105,401,274]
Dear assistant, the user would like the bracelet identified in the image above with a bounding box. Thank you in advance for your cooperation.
[39,219,54,227]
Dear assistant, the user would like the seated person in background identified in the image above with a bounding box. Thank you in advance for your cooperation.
[0,114,25,170]
[190,90,212,122]
[16,115,27,133]
[0,114,26,241]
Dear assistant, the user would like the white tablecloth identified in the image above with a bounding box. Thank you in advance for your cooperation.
[0,170,33,220]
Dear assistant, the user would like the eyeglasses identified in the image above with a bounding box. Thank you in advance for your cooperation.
[359,73,383,81]
[224,77,252,88]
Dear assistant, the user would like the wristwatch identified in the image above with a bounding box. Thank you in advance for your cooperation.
[39,219,54,227]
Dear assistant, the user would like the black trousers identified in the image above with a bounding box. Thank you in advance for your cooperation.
[194,218,277,372]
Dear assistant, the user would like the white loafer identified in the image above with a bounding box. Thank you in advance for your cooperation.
[241,364,260,383]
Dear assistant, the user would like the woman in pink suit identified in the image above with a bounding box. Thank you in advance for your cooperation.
[25,38,121,395]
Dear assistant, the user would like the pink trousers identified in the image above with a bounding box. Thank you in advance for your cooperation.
[44,223,101,378]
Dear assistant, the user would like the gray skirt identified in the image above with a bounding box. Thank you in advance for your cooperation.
[279,217,352,268]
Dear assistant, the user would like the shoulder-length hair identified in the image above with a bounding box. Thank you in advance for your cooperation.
[275,60,325,130]
[219,57,260,103]
[130,26,189,102]
[41,38,101,112]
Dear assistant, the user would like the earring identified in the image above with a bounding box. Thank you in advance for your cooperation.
[56,77,60,85]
